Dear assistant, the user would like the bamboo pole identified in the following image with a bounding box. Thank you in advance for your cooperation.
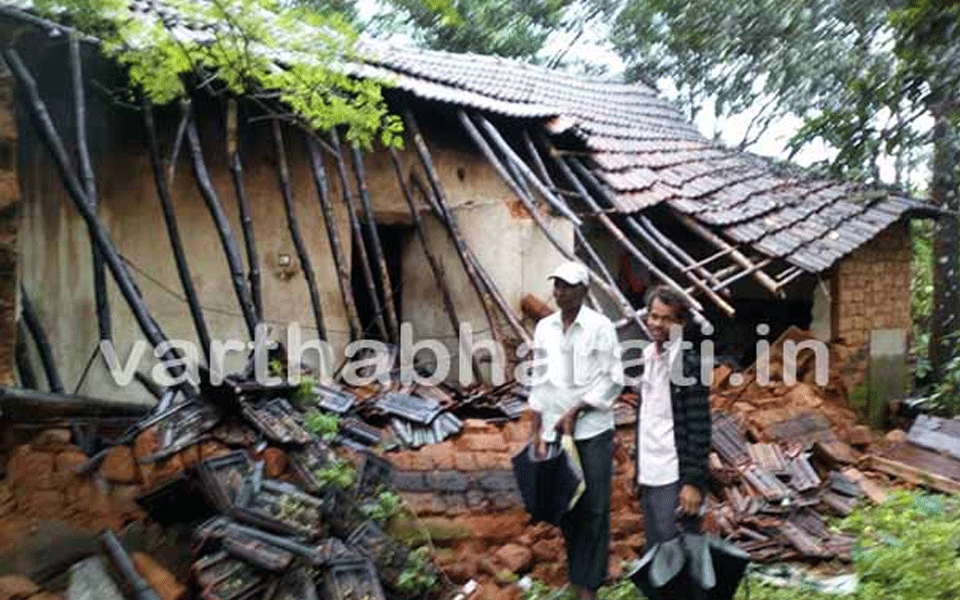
[636,214,726,289]
[69,33,110,342]
[388,147,483,382]
[350,143,400,343]
[306,135,361,339]
[404,111,521,346]
[186,115,258,338]
[564,156,707,315]
[680,246,737,274]
[143,99,211,354]
[227,99,263,321]
[625,218,735,316]
[458,111,628,317]
[0,386,153,420]
[675,213,784,297]
[14,322,38,389]
[167,100,190,184]
[328,129,388,341]
[474,115,582,226]
[272,120,326,340]
[2,48,188,380]
[20,284,63,393]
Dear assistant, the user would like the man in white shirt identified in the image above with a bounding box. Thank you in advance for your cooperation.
[636,285,711,547]
[528,261,623,600]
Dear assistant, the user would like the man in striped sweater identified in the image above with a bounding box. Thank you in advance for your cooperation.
[635,285,712,546]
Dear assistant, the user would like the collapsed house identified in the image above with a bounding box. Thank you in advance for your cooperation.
[0,0,948,599]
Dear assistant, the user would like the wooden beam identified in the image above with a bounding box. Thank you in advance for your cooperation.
[272,119,326,340]
[227,98,263,321]
[19,284,63,393]
[0,386,153,419]
[143,99,211,354]
[69,33,110,342]
[3,48,193,384]
[186,115,258,338]
[404,111,521,346]
[306,135,362,339]
[388,147,483,382]
[14,321,37,389]
[351,143,400,343]
[676,213,784,297]
[328,129,389,342]
[865,454,960,496]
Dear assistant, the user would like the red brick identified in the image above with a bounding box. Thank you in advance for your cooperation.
[454,452,478,471]
[459,433,507,452]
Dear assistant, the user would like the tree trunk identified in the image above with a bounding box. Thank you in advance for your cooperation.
[929,109,960,379]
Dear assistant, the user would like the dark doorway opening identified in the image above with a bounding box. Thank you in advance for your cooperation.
[350,223,410,341]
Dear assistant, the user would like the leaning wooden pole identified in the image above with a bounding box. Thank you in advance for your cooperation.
[351,143,400,343]
[564,156,706,314]
[143,99,211,353]
[19,285,62,392]
[272,120,326,340]
[70,33,110,342]
[306,135,362,339]
[676,213,783,297]
[459,112,636,326]
[388,147,483,382]
[227,99,263,321]
[404,111,522,346]
[14,321,38,390]
[1,48,188,377]
[186,115,258,338]
[328,129,389,342]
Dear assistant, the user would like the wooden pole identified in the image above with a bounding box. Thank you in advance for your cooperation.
[2,48,187,379]
[404,111,521,346]
[350,143,400,343]
[272,120,326,340]
[459,112,638,328]
[625,218,736,316]
[636,214,726,289]
[564,156,707,315]
[0,386,153,420]
[143,99,211,353]
[306,134,362,339]
[388,147,483,382]
[328,130,388,341]
[473,115,582,226]
[14,322,38,389]
[227,98,263,321]
[675,213,784,297]
[185,115,258,338]
[69,33,110,342]
[20,284,63,393]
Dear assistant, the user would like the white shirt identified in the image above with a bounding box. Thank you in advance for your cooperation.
[637,338,680,486]
[528,306,623,442]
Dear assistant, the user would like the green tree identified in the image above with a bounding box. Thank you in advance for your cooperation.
[367,0,618,63]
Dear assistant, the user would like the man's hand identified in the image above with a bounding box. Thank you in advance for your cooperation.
[679,484,702,516]
[534,437,547,459]
[554,403,585,435]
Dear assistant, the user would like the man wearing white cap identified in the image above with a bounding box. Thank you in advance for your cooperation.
[528,261,623,600]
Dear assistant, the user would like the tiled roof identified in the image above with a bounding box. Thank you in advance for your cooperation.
[0,0,934,275]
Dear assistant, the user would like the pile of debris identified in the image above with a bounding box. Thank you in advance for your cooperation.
[0,353,536,599]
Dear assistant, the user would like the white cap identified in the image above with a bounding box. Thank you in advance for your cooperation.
[548,261,589,286]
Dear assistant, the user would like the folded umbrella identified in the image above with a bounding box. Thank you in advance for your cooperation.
[511,436,585,526]
[628,533,751,600]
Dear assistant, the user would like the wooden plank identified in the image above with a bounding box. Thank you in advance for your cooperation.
[865,454,960,496]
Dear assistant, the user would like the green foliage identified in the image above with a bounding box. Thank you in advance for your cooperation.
[37,0,400,147]
[368,0,619,63]
[313,457,355,489]
[291,376,317,407]
[396,546,438,594]
[360,490,402,524]
[304,410,340,440]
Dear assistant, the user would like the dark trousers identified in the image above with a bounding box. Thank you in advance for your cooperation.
[639,481,701,547]
[559,429,614,591]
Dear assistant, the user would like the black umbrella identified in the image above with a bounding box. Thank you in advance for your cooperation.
[628,533,751,600]
[511,441,584,526]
